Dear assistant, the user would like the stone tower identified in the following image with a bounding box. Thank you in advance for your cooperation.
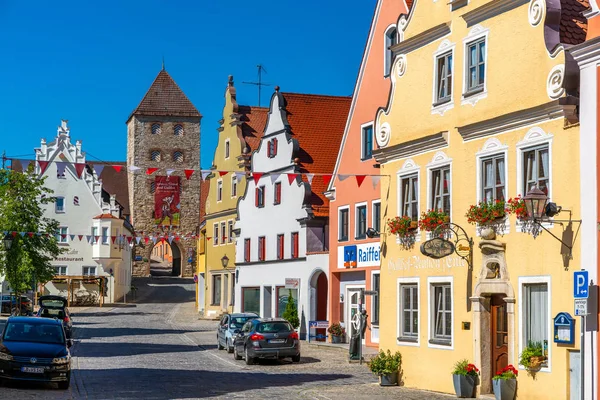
[126,68,201,277]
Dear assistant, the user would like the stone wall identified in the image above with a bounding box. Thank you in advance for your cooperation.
[127,115,201,277]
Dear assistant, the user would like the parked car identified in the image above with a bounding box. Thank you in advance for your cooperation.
[36,296,73,339]
[232,318,300,365]
[0,316,72,389]
[217,312,259,353]
[1,295,32,315]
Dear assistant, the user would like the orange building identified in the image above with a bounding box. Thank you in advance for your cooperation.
[325,0,408,347]
[152,240,173,263]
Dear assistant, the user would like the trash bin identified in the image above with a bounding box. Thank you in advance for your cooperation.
[349,333,360,360]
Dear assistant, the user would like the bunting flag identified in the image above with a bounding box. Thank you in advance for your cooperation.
[235,172,245,181]
[338,174,350,182]
[136,237,142,245]
[19,232,26,237]
[355,175,366,187]
[152,237,158,245]
[20,159,32,172]
[112,165,123,172]
[38,160,49,174]
[206,237,212,241]
[322,174,332,186]
[166,169,175,177]
[93,165,104,177]
[28,232,34,238]
[306,173,314,185]
[252,173,263,184]
[86,235,92,243]
[218,171,228,177]
[287,173,298,185]
[127,236,133,244]
[270,173,280,183]
[371,175,381,189]
[129,166,141,173]
[94,236,99,243]
[146,168,159,175]
[69,234,75,241]
[75,163,86,178]
[56,162,67,176]
[168,236,174,244]
[78,235,83,241]
[144,237,149,245]
[111,236,116,244]
[184,169,195,180]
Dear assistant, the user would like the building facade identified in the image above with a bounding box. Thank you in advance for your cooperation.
[200,76,267,319]
[234,89,350,339]
[127,68,201,278]
[35,120,133,304]
[373,0,586,398]
[326,0,408,347]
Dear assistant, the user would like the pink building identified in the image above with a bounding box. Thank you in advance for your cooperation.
[326,0,409,347]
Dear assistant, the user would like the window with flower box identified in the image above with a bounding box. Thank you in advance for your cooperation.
[430,166,451,214]
[481,154,505,202]
[523,145,549,195]
[400,174,419,220]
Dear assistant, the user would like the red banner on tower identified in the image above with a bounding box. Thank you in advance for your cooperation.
[154,176,180,227]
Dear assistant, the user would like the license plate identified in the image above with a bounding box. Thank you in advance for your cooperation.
[21,367,44,374]
[269,339,285,344]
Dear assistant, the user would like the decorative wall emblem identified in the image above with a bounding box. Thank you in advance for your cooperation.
[546,65,565,99]
[396,55,407,77]
[528,0,545,27]
[376,122,391,148]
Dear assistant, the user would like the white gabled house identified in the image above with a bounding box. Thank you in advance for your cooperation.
[234,89,350,339]
[33,120,133,305]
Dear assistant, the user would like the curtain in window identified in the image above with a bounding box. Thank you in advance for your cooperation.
[478,41,486,85]
[539,149,549,194]
[525,284,548,344]
[496,157,505,200]
[484,161,493,202]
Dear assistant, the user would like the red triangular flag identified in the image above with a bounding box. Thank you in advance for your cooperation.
[184,169,194,180]
[146,168,159,175]
[78,235,83,241]
[219,171,228,177]
[287,173,298,185]
[161,238,165,244]
[11,231,18,237]
[144,237,149,244]
[38,160,49,174]
[355,175,366,187]
[322,174,332,186]
[127,236,132,244]
[111,236,116,244]
[175,236,180,241]
[27,232,34,238]
[253,172,263,184]
[206,237,212,241]
[112,165,122,172]
[95,236,99,242]
[75,163,86,178]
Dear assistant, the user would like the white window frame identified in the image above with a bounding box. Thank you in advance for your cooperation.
[55,197,66,213]
[220,221,226,246]
[426,152,452,239]
[461,25,489,106]
[371,200,381,236]
[231,175,237,198]
[518,276,552,373]
[476,138,510,234]
[354,202,368,241]
[338,205,350,242]
[224,139,230,160]
[384,24,397,77]
[396,159,422,243]
[217,179,223,202]
[53,265,67,276]
[516,127,554,232]
[56,226,69,244]
[360,121,374,161]
[213,223,219,246]
[431,40,456,116]
[228,220,234,243]
[427,276,454,350]
[101,227,109,245]
[83,266,97,276]
[371,271,381,328]
[397,277,420,347]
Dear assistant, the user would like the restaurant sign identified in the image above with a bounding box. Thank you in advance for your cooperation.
[420,237,455,259]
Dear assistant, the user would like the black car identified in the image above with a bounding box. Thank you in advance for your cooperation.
[217,312,259,353]
[233,318,300,365]
[0,316,72,389]
[36,295,73,338]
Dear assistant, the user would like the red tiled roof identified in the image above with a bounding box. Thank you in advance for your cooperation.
[93,213,118,219]
[282,92,351,217]
[239,106,268,152]
[127,70,201,121]
[560,0,588,45]
[199,179,210,223]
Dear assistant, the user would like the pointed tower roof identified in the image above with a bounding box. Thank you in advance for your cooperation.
[127,70,201,122]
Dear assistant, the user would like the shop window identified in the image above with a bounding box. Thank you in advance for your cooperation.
[277,287,298,317]
[242,287,260,314]
[212,275,222,306]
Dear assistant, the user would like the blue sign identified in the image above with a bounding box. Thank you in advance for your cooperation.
[134,256,143,261]
[343,245,357,268]
[553,312,575,344]
[574,271,589,299]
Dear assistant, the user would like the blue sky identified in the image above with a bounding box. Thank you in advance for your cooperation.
[0,1,376,168]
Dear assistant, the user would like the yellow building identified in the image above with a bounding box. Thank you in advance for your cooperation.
[199,76,267,319]
[373,0,586,398]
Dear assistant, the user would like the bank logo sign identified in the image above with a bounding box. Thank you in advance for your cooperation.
[338,243,381,269]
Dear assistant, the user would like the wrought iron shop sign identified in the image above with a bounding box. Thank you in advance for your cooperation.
[420,238,455,259]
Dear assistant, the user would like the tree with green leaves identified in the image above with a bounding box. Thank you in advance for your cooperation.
[282,289,300,329]
[0,167,64,313]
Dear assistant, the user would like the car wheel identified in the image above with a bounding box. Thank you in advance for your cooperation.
[217,336,224,350]
[233,345,242,360]
[227,339,234,353]
[292,354,301,363]
[244,347,254,365]
[57,377,70,390]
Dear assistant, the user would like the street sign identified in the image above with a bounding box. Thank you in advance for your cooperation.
[575,299,588,316]
[285,278,300,289]
[574,271,589,299]
[363,290,378,296]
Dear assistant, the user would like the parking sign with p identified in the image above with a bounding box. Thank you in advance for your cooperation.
[574,270,589,299]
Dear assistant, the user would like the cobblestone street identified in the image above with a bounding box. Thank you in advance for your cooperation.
[0,278,454,399]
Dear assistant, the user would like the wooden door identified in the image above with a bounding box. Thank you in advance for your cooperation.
[491,295,508,379]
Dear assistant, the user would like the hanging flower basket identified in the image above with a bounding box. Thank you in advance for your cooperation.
[465,200,508,235]
[387,216,418,250]
[418,209,449,233]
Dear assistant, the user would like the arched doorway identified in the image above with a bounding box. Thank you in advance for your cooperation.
[309,270,328,341]
[149,240,182,277]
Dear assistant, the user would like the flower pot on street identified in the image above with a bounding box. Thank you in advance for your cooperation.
[379,372,398,386]
[452,374,476,398]
[493,378,516,400]
[331,334,343,344]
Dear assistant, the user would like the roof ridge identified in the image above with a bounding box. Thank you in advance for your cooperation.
[280,91,352,100]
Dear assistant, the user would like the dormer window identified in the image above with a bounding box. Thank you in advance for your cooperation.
[385,26,398,76]
[255,186,265,208]
[174,124,184,136]
[361,123,373,160]
[151,123,161,135]
[267,138,278,158]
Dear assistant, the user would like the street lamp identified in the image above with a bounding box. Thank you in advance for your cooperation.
[3,233,13,251]
[221,254,229,269]
[523,186,548,220]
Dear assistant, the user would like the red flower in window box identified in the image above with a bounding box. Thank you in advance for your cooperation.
[418,209,449,232]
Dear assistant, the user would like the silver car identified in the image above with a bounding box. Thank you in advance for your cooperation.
[217,313,259,353]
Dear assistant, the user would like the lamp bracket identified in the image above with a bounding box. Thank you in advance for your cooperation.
[430,222,474,270]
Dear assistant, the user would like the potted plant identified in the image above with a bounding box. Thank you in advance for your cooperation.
[518,341,546,371]
[506,196,528,220]
[327,322,346,343]
[492,364,518,400]
[368,349,402,386]
[418,209,450,232]
[451,359,479,398]
[387,216,418,249]
[466,200,507,224]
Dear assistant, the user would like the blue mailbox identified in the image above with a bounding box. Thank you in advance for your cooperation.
[553,312,575,345]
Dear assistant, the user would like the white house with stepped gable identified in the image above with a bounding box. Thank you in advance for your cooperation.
[234,89,350,339]
[33,120,133,304]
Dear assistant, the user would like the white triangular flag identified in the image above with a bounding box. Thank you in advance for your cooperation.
[201,170,211,181]
[306,173,314,184]
[235,172,245,180]
[56,162,67,176]
[166,169,175,177]
[129,166,141,173]
[152,237,157,245]
[93,165,104,177]
[136,236,141,245]
[19,159,31,172]
[168,236,174,244]
[371,175,381,189]
[270,173,280,184]
[338,174,350,182]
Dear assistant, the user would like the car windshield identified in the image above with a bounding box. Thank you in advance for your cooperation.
[256,322,292,333]
[3,322,65,344]
[229,316,255,329]
[40,299,65,308]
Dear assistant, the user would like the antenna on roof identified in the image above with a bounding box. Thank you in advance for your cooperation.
[242,64,272,107]
[162,55,165,71]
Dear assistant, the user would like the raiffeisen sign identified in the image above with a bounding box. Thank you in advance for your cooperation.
[337,243,381,269]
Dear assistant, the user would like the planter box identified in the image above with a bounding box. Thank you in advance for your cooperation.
[452,374,476,398]
[493,378,516,400]
[331,335,344,344]
[379,373,398,386]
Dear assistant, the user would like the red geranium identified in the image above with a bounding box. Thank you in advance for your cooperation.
[493,364,518,380]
